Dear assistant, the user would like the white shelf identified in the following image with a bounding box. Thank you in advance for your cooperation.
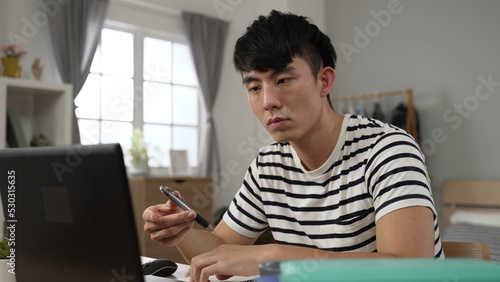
[0,77,73,149]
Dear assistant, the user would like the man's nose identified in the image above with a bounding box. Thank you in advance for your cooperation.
[262,85,281,110]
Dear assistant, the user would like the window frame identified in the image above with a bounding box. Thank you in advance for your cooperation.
[77,20,202,175]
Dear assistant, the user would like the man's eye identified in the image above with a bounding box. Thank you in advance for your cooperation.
[277,78,290,84]
[249,86,260,93]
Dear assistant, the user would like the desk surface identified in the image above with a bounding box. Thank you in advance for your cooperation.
[142,258,257,282]
[168,263,190,280]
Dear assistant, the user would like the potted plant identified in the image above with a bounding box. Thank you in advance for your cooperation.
[1,44,26,77]
[127,128,149,176]
[0,237,15,282]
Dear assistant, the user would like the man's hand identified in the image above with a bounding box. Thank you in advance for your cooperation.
[142,199,196,247]
[189,244,269,282]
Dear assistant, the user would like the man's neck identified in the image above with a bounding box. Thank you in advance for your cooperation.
[291,109,344,171]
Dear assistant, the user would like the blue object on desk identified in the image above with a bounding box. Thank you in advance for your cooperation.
[256,276,280,282]
[260,258,500,282]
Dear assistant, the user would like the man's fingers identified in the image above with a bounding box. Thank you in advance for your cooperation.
[142,198,197,247]
[155,210,196,226]
[142,203,169,222]
[144,210,195,233]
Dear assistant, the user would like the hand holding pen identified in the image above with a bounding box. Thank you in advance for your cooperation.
[159,186,215,232]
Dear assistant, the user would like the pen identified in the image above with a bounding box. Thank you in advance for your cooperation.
[159,186,215,232]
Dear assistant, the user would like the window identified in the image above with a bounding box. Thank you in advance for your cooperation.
[76,28,200,170]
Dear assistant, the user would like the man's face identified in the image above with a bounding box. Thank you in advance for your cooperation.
[242,56,325,144]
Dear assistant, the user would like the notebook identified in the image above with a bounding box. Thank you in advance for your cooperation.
[0,143,179,282]
[260,258,500,281]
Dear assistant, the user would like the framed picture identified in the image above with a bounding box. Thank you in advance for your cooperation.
[170,149,189,175]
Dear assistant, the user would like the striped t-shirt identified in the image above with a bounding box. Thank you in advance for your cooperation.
[223,114,444,257]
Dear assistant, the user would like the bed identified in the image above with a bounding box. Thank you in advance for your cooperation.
[441,180,500,261]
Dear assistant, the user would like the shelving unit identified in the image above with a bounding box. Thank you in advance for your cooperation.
[0,77,73,149]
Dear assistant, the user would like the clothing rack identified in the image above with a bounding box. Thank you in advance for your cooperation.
[331,88,418,142]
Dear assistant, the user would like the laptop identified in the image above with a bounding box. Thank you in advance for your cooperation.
[0,143,180,282]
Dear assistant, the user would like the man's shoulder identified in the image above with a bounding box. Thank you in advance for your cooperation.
[345,114,409,138]
[346,114,390,130]
[343,114,417,150]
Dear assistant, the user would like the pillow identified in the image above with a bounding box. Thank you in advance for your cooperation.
[449,210,500,228]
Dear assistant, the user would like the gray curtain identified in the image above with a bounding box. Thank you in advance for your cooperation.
[182,12,228,183]
[48,0,109,144]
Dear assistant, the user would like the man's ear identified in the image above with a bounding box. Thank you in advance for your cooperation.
[319,67,335,98]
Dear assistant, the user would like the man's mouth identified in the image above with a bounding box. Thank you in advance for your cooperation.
[268,117,289,129]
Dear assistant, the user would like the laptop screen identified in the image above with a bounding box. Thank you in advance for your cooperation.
[0,144,145,282]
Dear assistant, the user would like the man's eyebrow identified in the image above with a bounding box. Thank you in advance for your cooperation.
[242,76,259,84]
[242,65,296,84]
[269,66,296,80]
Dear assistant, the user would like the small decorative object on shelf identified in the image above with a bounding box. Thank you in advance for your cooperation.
[127,128,150,176]
[31,57,43,81]
[1,44,26,78]
[30,134,49,147]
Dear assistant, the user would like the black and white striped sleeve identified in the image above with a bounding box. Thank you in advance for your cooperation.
[365,131,436,222]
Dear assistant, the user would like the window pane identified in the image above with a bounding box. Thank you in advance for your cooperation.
[101,121,133,149]
[173,126,198,167]
[173,85,198,125]
[143,82,172,124]
[101,29,133,77]
[144,37,172,83]
[101,76,133,121]
[144,124,171,167]
[76,74,100,119]
[173,43,197,86]
[78,119,100,145]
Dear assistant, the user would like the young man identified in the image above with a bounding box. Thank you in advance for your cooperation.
[143,10,443,281]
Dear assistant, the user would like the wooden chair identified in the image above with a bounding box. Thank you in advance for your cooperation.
[442,241,490,260]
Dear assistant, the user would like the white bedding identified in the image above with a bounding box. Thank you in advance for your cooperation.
[449,210,500,228]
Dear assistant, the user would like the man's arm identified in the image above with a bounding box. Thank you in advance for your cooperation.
[175,218,257,263]
[189,206,435,281]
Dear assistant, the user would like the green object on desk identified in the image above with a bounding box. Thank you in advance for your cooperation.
[277,258,500,282]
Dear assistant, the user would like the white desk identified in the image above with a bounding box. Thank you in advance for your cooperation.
[142,257,258,282]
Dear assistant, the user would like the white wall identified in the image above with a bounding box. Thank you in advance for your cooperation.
[326,0,500,215]
[0,0,59,82]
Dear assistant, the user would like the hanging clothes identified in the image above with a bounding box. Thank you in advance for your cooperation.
[356,104,367,117]
[372,103,385,122]
[391,103,420,143]
[331,89,419,142]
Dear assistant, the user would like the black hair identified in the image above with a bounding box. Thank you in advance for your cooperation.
[233,10,337,107]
